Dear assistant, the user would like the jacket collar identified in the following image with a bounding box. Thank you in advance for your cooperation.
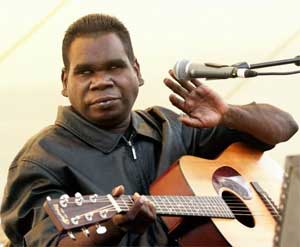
[55,106,160,153]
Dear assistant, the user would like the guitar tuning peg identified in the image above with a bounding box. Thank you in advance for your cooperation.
[59,194,70,208]
[81,227,90,237]
[71,216,80,225]
[75,192,83,206]
[67,231,76,240]
[89,194,98,203]
[84,212,93,222]
[75,192,82,197]
[99,209,108,219]
[60,194,70,200]
[95,224,107,235]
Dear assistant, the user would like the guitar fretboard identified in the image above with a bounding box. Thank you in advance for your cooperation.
[116,195,234,219]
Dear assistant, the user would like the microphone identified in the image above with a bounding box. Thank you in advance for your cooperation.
[173,59,258,80]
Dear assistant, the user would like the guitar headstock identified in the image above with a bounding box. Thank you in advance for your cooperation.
[43,193,120,232]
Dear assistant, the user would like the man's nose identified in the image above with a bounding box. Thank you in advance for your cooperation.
[89,72,114,90]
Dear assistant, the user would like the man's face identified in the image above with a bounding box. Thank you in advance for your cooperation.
[62,33,142,131]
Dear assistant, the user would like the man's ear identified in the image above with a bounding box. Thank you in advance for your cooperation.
[61,68,68,97]
[133,58,144,86]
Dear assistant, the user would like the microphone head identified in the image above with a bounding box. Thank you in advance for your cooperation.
[173,59,191,80]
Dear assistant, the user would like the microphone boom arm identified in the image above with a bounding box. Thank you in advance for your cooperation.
[233,55,300,69]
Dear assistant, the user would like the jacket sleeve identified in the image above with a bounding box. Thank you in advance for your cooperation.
[183,125,274,159]
[1,160,66,247]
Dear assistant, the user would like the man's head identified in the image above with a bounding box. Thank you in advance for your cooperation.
[62,14,135,71]
[61,14,144,132]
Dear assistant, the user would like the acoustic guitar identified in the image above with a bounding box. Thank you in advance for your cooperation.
[44,142,283,246]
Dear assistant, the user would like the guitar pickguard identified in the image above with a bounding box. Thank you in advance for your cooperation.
[212,165,256,228]
[212,166,252,200]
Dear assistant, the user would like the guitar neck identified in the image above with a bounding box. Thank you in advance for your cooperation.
[117,195,234,218]
[44,193,234,232]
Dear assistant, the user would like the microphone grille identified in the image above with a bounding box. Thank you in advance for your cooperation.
[174,59,190,80]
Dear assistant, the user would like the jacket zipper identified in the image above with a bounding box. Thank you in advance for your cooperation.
[123,133,137,160]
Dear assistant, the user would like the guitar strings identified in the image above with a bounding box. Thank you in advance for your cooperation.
[66,196,278,210]
[64,196,279,209]
[71,203,278,218]
[73,206,278,218]
[64,197,280,218]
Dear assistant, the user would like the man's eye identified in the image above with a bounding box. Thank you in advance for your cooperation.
[109,65,118,70]
[81,70,93,75]
[109,63,125,70]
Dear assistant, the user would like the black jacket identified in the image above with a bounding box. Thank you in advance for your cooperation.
[0,106,273,246]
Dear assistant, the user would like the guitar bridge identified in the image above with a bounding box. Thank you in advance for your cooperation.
[251,181,280,221]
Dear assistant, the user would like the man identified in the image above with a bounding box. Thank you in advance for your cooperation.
[0,13,298,246]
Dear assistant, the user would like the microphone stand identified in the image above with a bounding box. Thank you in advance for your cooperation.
[233,55,300,69]
[232,55,300,77]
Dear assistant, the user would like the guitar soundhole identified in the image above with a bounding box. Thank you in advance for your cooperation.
[222,191,255,228]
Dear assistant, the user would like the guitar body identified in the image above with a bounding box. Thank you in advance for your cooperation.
[44,142,283,246]
[150,142,283,247]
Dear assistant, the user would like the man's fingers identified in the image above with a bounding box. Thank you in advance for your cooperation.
[168,69,177,80]
[127,193,144,220]
[112,185,125,196]
[113,193,157,234]
[132,192,141,201]
[190,78,203,87]
[147,200,156,219]
[168,69,195,92]
[164,78,189,99]
[137,196,156,221]
[179,115,205,128]
[128,194,156,221]
[169,94,186,113]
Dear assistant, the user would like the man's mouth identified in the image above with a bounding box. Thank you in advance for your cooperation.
[90,96,120,107]
[97,99,117,106]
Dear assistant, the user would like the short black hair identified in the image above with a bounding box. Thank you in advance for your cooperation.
[62,14,135,70]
